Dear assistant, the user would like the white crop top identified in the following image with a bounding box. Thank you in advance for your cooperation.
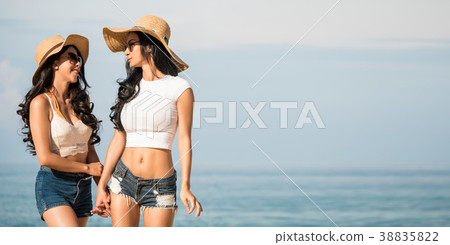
[120,75,191,150]
[44,93,93,157]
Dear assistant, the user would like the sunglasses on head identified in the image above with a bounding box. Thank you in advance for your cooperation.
[122,41,140,52]
[64,52,83,66]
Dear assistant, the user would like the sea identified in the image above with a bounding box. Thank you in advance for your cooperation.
[0,162,449,227]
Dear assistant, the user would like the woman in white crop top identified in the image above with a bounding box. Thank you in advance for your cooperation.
[17,34,103,226]
[94,15,203,226]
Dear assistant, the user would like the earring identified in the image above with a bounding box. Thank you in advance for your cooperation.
[55,65,59,70]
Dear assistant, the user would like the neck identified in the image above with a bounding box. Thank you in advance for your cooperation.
[141,62,165,81]
[51,80,69,101]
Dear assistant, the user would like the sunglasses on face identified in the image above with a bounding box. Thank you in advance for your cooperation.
[122,41,140,52]
[64,52,83,66]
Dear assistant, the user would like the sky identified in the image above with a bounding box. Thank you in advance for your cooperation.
[0,0,449,171]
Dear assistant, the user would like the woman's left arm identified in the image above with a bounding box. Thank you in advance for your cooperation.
[86,138,101,186]
[177,88,203,218]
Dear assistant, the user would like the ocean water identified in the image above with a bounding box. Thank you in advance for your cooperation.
[0,162,449,227]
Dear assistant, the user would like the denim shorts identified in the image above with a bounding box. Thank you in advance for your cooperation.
[35,166,93,221]
[109,159,178,212]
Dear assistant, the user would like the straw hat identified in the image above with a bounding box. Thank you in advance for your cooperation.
[33,34,89,85]
[103,15,188,72]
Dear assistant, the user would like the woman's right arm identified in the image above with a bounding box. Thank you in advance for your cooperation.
[97,129,126,190]
[92,128,126,216]
[29,95,102,176]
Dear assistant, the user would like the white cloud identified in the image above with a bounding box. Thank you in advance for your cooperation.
[0,61,25,130]
[1,0,450,51]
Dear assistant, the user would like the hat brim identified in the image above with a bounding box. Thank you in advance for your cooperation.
[63,34,89,65]
[103,27,188,72]
[32,34,89,84]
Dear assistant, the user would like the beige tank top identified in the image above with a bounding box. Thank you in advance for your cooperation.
[44,93,92,157]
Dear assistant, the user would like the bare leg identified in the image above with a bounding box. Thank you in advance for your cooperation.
[77,217,89,227]
[43,205,80,227]
[110,193,140,227]
[142,208,176,227]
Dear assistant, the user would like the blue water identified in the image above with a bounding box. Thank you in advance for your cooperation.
[0,162,449,227]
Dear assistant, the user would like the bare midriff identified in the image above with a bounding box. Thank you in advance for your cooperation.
[121,147,174,179]
[65,151,89,165]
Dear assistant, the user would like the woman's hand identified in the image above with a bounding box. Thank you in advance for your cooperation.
[86,162,103,176]
[91,186,111,217]
[180,187,203,218]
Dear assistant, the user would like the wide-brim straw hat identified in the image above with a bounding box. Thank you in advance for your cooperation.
[103,15,188,72]
[33,34,89,85]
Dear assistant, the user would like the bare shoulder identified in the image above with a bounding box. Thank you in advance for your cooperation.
[30,93,50,109]
[177,88,194,102]
[30,93,52,120]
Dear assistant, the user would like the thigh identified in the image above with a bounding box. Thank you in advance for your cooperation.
[142,208,175,227]
[77,217,89,227]
[42,205,80,227]
[142,208,176,227]
[110,193,140,227]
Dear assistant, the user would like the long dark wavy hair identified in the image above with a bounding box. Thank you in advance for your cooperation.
[110,31,179,130]
[17,45,101,155]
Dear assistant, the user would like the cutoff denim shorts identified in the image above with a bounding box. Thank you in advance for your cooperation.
[109,159,178,211]
[35,166,93,221]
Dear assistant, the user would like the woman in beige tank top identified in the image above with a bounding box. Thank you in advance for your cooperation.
[17,34,103,226]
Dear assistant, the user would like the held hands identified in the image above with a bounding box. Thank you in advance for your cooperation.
[180,187,203,218]
[85,161,109,217]
[91,186,111,217]
[86,162,103,176]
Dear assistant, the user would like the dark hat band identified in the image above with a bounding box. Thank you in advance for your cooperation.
[39,42,63,65]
